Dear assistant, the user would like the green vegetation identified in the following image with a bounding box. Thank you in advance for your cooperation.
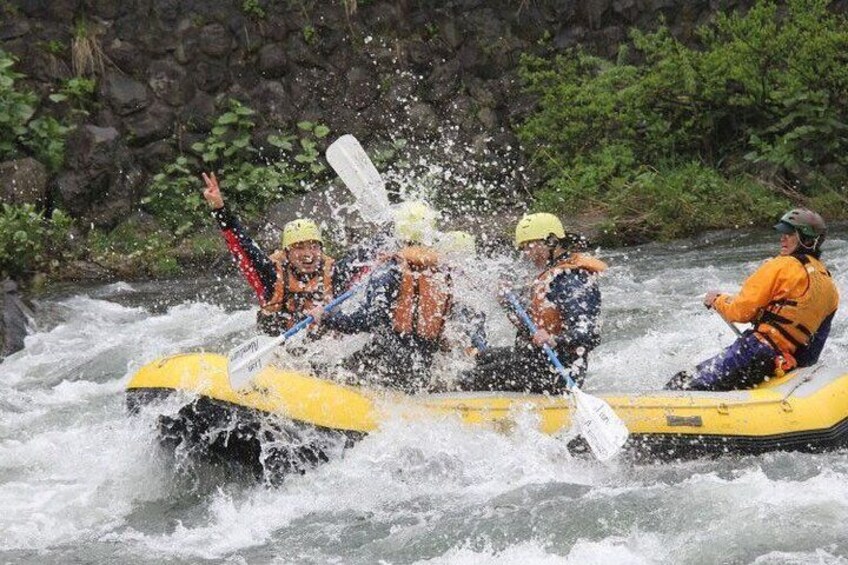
[241,0,266,19]
[49,77,97,116]
[39,40,65,55]
[0,49,73,172]
[517,0,848,242]
[0,204,73,279]
[302,25,316,44]
[143,99,331,236]
[84,218,222,278]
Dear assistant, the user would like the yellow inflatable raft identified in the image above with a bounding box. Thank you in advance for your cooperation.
[126,353,848,479]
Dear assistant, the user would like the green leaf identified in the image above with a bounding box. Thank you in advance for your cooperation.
[313,124,330,138]
[267,135,294,151]
[218,112,239,125]
[297,121,314,131]
[49,93,68,103]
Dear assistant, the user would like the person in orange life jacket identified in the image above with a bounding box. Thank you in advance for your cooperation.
[434,230,489,358]
[458,213,607,394]
[665,208,839,391]
[311,202,486,392]
[202,172,359,337]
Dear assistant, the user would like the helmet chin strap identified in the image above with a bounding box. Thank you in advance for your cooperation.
[798,234,820,251]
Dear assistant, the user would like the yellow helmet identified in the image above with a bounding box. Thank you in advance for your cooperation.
[393,200,437,244]
[436,230,477,257]
[514,213,565,248]
[281,218,323,249]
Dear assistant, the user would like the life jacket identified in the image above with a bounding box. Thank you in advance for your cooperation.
[391,246,452,342]
[260,250,335,330]
[529,252,607,337]
[755,254,839,358]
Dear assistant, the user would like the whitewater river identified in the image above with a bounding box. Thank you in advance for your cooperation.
[3,227,848,564]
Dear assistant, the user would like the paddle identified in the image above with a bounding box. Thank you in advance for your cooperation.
[706,304,743,337]
[227,288,357,389]
[326,134,393,226]
[719,314,743,337]
[505,292,629,461]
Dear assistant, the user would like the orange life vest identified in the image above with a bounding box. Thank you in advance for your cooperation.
[529,253,607,336]
[755,254,839,356]
[391,246,453,341]
[260,251,335,330]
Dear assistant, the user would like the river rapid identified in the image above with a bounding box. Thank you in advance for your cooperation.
[2,227,848,564]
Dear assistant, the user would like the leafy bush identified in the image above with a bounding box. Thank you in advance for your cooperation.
[517,0,848,241]
[84,219,203,278]
[0,50,38,158]
[142,99,332,236]
[48,76,97,116]
[0,49,73,171]
[0,204,73,278]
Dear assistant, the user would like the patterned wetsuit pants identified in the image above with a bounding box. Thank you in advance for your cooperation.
[665,330,776,391]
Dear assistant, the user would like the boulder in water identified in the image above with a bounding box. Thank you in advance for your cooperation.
[1,279,35,359]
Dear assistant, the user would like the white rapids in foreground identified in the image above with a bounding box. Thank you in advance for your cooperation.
[2,231,848,564]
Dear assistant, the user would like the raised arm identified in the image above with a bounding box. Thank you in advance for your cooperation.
[201,172,278,305]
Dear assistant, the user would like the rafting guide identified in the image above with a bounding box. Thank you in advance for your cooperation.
[667,208,839,391]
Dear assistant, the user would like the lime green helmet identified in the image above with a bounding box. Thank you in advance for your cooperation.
[774,208,827,240]
[393,200,438,244]
[514,213,565,248]
[282,218,323,249]
[436,230,476,257]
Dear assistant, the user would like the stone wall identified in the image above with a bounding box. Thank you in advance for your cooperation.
[0,0,768,227]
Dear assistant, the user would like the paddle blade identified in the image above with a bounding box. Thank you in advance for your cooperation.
[227,334,280,390]
[326,134,392,225]
[572,389,629,461]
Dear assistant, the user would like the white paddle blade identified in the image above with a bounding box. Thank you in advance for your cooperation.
[572,389,629,461]
[326,134,392,225]
[227,334,280,390]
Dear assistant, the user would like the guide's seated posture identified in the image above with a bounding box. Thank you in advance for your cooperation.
[666,208,839,391]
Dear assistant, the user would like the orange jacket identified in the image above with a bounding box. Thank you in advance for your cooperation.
[714,254,839,355]
[392,246,453,341]
[529,253,608,336]
[260,251,335,330]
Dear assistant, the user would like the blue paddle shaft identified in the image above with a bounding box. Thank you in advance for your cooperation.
[281,288,356,340]
[506,292,576,391]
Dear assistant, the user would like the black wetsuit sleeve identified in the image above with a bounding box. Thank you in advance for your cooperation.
[212,206,278,305]
[323,263,400,334]
[548,270,602,351]
[331,228,394,293]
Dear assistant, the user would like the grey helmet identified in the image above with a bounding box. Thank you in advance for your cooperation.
[774,208,826,251]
